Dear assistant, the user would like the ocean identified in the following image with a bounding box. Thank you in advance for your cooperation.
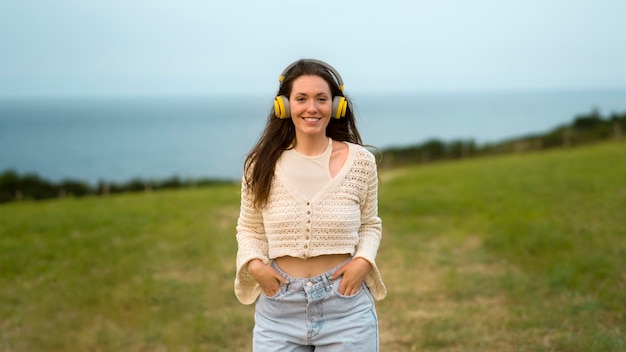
[1,89,624,184]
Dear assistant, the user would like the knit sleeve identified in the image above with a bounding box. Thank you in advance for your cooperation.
[353,149,387,299]
[354,152,382,262]
[234,177,268,305]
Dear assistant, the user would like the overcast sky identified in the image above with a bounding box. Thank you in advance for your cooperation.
[1,0,625,97]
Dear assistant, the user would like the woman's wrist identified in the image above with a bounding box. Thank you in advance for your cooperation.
[247,259,265,274]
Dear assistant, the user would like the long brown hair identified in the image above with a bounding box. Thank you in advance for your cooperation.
[244,59,363,208]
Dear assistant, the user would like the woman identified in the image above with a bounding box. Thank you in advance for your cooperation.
[235,59,386,351]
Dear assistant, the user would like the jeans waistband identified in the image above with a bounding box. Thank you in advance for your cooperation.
[271,257,352,292]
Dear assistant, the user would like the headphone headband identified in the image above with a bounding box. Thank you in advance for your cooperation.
[278,59,345,92]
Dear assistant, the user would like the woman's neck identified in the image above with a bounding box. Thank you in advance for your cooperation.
[293,134,330,156]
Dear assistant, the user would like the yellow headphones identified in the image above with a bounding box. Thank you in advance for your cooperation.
[274,59,348,119]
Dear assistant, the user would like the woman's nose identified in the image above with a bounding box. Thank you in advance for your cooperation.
[307,100,318,112]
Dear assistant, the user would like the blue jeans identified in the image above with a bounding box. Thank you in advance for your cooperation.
[253,258,379,351]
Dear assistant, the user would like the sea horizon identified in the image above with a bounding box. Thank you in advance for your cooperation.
[1,88,625,185]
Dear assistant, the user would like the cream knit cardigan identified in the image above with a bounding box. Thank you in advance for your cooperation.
[235,143,387,305]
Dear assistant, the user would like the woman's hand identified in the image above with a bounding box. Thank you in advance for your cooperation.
[247,259,288,297]
[331,258,372,296]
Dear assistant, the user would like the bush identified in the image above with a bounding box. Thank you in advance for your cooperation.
[0,171,234,203]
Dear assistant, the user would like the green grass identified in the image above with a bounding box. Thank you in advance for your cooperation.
[377,142,625,351]
[0,187,251,351]
[1,142,624,351]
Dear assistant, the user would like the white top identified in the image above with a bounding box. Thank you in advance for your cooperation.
[277,138,333,199]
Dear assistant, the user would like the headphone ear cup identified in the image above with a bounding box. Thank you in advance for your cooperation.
[332,96,347,119]
[274,95,290,119]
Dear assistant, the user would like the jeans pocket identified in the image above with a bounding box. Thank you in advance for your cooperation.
[261,280,288,300]
[331,280,365,299]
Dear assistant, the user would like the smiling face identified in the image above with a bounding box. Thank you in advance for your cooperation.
[289,75,332,139]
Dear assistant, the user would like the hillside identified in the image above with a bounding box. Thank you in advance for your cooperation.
[1,141,624,351]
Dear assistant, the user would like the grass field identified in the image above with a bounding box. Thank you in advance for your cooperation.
[1,142,624,351]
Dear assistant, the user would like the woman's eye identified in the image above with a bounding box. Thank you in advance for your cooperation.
[296,97,306,103]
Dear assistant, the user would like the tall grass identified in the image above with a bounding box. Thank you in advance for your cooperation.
[1,142,624,351]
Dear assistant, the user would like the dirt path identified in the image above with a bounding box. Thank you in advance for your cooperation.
[377,235,517,351]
